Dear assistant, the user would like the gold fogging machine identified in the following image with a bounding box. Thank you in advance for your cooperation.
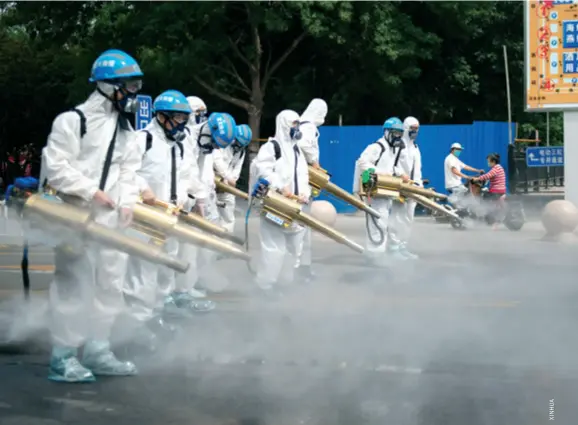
[359,173,461,221]
[132,200,249,261]
[214,176,249,201]
[308,166,381,219]
[6,190,189,273]
[249,177,365,254]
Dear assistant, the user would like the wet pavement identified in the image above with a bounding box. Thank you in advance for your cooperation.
[0,218,577,424]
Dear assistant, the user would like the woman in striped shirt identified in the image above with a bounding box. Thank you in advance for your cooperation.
[474,153,506,196]
[473,153,507,228]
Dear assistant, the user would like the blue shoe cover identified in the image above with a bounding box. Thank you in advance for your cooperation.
[169,291,216,313]
[387,246,409,261]
[400,247,419,260]
[82,340,138,376]
[48,346,95,383]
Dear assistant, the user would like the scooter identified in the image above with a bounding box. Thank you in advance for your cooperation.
[444,180,525,231]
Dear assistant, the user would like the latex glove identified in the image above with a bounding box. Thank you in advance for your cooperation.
[93,190,115,209]
[226,179,237,186]
[400,174,411,183]
[141,188,156,205]
[119,207,133,228]
[193,200,205,216]
[311,162,321,170]
[281,186,293,198]
[297,195,309,204]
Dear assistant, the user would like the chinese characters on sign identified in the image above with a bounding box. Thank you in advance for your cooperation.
[525,146,565,167]
[135,95,152,130]
[526,0,578,110]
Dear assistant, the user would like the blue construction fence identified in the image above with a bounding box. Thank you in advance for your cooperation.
[316,121,516,214]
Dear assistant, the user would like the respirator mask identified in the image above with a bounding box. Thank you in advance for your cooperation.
[159,112,189,142]
[97,79,143,115]
[386,129,404,149]
[290,121,302,141]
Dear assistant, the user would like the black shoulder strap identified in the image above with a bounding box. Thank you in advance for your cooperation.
[98,118,120,191]
[374,142,386,166]
[71,108,86,139]
[270,139,282,161]
[144,130,153,153]
[144,130,184,159]
[394,146,403,168]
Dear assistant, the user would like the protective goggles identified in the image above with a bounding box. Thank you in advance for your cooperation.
[162,112,190,124]
[116,78,143,94]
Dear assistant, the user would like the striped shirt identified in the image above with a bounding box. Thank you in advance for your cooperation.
[478,164,506,194]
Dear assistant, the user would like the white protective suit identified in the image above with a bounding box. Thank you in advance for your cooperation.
[213,145,245,233]
[175,120,228,293]
[297,98,328,270]
[250,110,311,288]
[388,117,422,249]
[42,91,142,347]
[123,119,194,321]
[353,136,402,255]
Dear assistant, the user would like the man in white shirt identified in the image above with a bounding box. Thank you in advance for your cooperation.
[444,142,484,197]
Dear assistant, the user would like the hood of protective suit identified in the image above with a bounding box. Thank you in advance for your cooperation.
[403,116,419,143]
[300,98,327,127]
[273,109,301,144]
[187,96,206,113]
[186,96,207,126]
[85,90,117,118]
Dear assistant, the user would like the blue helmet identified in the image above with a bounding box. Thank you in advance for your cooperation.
[89,49,143,83]
[153,90,192,114]
[383,117,404,132]
[235,124,252,147]
[207,112,237,148]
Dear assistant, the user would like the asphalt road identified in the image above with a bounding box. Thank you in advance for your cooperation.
[0,217,577,425]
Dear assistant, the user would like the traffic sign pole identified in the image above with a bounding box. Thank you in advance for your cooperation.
[564,112,578,205]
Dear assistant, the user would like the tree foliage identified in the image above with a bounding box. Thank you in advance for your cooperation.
[0,0,562,152]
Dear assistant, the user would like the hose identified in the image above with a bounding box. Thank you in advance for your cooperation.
[361,181,385,246]
[243,198,258,275]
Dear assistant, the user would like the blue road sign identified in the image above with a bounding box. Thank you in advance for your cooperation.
[526,146,565,167]
[135,95,153,130]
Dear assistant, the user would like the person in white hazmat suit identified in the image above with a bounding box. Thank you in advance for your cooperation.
[387,116,422,260]
[213,124,253,233]
[251,110,310,293]
[353,117,408,267]
[295,98,328,283]
[123,90,194,336]
[172,108,237,309]
[41,49,144,383]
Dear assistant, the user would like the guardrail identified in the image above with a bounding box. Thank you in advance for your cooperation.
[508,144,564,194]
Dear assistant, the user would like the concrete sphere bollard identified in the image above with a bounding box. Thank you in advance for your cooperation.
[541,200,578,241]
[310,200,337,227]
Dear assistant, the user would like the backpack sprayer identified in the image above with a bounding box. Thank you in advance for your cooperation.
[246,177,364,253]
[358,169,462,245]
